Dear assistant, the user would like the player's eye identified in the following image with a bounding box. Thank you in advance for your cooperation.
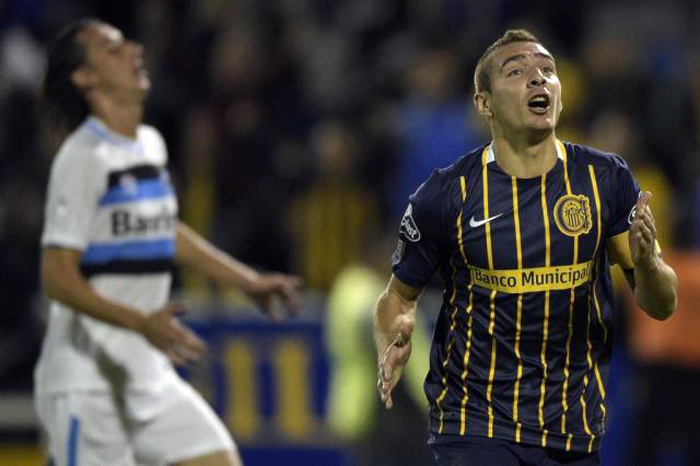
[507,68,523,77]
[542,66,555,75]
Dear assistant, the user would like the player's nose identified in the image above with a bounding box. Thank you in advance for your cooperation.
[528,69,546,87]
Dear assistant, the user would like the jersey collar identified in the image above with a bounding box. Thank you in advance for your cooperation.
[85,116,144,154]
[483,140,566,165]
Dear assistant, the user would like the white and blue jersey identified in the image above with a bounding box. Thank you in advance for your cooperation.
[36,116,179,397]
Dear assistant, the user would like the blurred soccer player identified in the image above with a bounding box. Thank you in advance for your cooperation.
[374,29,677,465]
[35,18,301,466]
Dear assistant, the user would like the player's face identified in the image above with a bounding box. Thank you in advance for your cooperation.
[479,42,562,137]
[74,22,150,101]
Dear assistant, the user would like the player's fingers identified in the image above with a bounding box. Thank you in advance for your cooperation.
[639,235,653,260]
[377,371,394,408]
[169,319,204,350]
[166,348,186,366]
[395,320,415,348]
[383,343,406,381]
[183,331,206,356]
[282,275,304,290]
[646,205,656,225]
[164,302,187,317]
[381,351,394,382]
[632,231,646,254]
[384,390,394,410]
[280,284,302,316]
[258,295,281,322]
[174,342,203,363]
[640,211,656,237]
[635,229,649,249]
[639,223,654,246]
[635,191,652,211]
[267,300,283,322]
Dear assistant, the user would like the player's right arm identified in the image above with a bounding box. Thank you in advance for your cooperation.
[375,168,454,408]
[41,247,205,365]
[373,274,422,409]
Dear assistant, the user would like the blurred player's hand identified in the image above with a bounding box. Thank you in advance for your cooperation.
[246,273,303,321]
[140,303,206,365]
[629,191,659,271]
[377,319,414,409]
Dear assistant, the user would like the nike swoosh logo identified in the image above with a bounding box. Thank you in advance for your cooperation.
[469,213,503,228]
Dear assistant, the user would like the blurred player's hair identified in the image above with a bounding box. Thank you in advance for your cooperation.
[39,18,97,132]
[474,29,541,94]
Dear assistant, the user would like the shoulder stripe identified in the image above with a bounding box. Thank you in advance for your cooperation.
[99,179,175,206]
[80,258,173,277]
[81,238,175,265]
[107,164,164,188]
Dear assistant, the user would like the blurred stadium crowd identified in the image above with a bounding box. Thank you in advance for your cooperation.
[1,0,700,463]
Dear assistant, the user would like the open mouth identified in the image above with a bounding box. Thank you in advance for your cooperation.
[527,94,550,114]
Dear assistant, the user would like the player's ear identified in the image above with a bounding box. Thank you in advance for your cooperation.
[70,67,96,92]
[473,91,493,119]
[557,92,563,113]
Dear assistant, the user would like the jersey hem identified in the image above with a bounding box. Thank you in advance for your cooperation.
[429,409,602,453]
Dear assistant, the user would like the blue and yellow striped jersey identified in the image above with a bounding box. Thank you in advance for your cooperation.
[392,140,640,453]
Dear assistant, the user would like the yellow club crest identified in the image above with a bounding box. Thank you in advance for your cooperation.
[553,194,593,237]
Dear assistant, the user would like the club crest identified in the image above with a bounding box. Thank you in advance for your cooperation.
[553,194,592,237]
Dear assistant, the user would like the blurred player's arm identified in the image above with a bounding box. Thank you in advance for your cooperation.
[607,191,677,320]
[41,247,205,364]
[175,221,302,320]
[373,274,421,409]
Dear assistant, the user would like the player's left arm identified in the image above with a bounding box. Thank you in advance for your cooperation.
[175,221,302,320]
[607,191,677,320]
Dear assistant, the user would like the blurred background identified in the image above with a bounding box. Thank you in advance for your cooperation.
[1,0,700,464]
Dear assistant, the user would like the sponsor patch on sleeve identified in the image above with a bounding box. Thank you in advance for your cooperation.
[392,239,406,266]
[399,204,421,242]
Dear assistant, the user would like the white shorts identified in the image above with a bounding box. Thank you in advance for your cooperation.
[35,376,236,465]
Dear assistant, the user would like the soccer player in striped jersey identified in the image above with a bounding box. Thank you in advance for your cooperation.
[374,29,678,465]
[35,19,301,466]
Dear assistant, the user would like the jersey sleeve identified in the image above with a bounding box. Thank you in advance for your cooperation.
[606,154,641,238]
[141,125,169,165]
[392,169,452,288]
[41,142,105,251]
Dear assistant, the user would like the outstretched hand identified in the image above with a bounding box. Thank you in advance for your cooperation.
[140,303,206,366]
[629,191,658,271]
[247,273,303,321]
[377,319,414,409]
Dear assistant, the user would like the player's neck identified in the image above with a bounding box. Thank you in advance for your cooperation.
[491,132,559,178]
[87,93,144,140]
